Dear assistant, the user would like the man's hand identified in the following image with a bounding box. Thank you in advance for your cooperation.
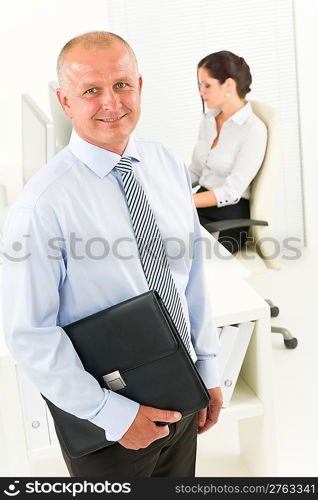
[118,405,182,450]
[197,387,223,435]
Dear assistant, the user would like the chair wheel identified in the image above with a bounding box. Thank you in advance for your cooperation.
[270,305,279,318]
[284,337,298,349]
[265,299,280,318]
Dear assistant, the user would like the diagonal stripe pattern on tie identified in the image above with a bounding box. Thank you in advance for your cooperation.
[116,156,192,354]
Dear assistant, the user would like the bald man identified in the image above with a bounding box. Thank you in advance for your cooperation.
[2,31,222,477]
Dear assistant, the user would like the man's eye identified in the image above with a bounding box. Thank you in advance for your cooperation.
[85,88,97,95]
[116,82,127,89]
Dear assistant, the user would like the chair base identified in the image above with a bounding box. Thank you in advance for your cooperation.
[265,299,298,348]
[271,326,298,349]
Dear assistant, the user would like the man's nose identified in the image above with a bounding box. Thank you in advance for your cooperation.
[100,89,120,110]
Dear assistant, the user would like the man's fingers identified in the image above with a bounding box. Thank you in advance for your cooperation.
[197,417,213,434]
[197,407,220,434]
[197,408,207,427]
[154,423,170,439]
[142,406,182,424]
[118,406,182,451]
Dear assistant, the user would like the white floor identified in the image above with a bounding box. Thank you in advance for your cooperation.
[29,245,318,477]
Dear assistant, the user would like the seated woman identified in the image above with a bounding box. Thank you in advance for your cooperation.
[189,50,267,254]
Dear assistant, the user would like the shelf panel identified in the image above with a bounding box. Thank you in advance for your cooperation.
[221,377,263,419]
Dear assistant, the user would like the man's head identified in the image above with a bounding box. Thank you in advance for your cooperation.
[56,31,142,154]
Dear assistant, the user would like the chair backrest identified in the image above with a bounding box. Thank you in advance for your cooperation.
[247,100,283,269]
[48,81,72,151]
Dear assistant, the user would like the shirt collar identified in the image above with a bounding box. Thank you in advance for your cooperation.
[206,101,252,126]
[68,129,141,178]
[229,101,252,125]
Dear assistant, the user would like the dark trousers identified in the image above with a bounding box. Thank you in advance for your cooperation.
[59,413,198,477]
[196,187,250,254]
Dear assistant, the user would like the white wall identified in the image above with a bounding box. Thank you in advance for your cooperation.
[293,0,318,249]
[0,0,109,202]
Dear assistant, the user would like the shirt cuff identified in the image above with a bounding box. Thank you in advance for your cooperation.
[195,357,220,389]
[89,389,140,441]
[213,187,238,208]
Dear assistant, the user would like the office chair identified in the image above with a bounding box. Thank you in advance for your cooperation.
[48,81,72,151]
[202,100,298,349]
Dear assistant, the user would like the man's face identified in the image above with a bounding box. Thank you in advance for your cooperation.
[57,43,142,154]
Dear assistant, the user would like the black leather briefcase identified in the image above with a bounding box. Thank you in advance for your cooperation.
[44,290,210,458]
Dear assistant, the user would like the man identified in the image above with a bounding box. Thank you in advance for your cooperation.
[2,31,222,477]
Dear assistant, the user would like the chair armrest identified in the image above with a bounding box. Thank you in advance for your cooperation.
[203,218,268,233]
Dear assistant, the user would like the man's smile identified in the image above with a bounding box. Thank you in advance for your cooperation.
[96,114,127,123]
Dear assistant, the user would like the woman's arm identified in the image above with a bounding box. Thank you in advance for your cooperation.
[193,189,217,208]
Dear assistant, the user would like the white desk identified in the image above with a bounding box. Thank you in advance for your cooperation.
[0,230,276,476]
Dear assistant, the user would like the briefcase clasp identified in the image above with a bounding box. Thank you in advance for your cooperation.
[103,370,126,391]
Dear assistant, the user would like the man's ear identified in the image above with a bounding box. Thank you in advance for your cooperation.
[138,75,143,94]
[56,88,73,119]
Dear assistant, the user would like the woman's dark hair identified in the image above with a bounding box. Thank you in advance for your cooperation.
[198,50,252,102]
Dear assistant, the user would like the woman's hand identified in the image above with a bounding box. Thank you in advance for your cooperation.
[193,190,218,208]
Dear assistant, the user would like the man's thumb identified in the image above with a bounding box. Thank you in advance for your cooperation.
[143,406,182,423]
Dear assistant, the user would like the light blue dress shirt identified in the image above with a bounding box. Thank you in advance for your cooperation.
[2,130,220,442]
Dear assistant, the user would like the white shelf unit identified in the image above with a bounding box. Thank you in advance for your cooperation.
[199,242,276,476]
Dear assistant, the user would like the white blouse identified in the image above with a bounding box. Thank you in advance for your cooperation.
[189,102,267,208]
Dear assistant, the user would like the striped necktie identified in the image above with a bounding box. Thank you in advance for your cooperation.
[116,156,192,355]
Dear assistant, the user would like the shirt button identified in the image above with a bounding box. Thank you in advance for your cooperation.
[225,200,228,203]
[220,201,223,204]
